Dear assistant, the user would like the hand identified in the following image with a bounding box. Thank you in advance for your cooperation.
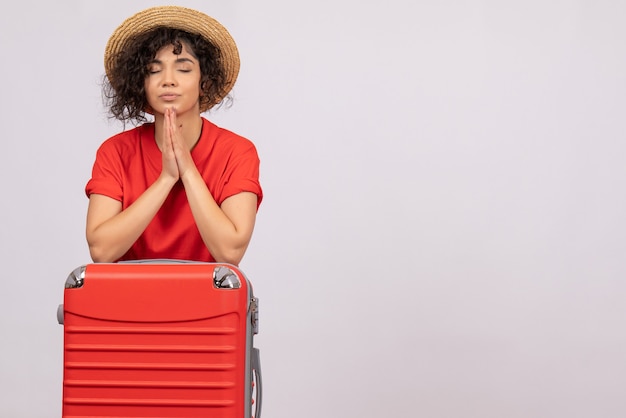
[160,108,180,183]
[165,108,197,180]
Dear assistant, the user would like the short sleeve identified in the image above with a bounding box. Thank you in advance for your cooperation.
[219,141,263,208]
[85,141,124,202]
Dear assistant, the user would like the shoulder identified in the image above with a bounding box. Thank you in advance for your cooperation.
[202,118,258,155]
[96,123,154,155]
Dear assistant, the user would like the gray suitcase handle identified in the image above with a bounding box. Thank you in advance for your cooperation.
[252,347,262,418]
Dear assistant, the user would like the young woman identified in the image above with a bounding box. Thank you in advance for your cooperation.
[85,6,262,266]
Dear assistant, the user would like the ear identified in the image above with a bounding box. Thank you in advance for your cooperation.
[200,79,212,93]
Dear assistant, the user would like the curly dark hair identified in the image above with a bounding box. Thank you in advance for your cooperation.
[103,27,230,124]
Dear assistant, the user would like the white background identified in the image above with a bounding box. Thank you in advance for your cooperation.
[1,1,625,417]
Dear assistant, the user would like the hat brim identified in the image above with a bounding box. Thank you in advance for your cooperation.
[104,6,240,112]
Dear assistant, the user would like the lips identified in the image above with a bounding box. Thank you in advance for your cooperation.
[159,93,179,101]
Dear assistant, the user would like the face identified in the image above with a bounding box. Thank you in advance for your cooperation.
[144,42,202,116]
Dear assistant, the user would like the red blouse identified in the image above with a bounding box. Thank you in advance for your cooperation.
[85,118,262,261]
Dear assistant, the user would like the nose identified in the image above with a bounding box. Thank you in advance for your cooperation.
[161,68,177,87]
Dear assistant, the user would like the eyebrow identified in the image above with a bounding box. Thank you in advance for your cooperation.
[149,57,196,65]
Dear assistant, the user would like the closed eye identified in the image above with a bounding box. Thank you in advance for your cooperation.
[147,64,162,74]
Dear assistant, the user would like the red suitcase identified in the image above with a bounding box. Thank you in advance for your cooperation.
[57,261,262,418]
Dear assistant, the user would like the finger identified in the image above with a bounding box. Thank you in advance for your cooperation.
[166,108,174,135]
[164,108,173,144]
[166,109,177,143]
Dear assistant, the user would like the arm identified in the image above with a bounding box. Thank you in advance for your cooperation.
[166,109,258,265]
[86,120,181,262]
[182,170,258,266]
[85,175,177,262]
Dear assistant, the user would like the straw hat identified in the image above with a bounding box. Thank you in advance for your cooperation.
[104,6,240,110]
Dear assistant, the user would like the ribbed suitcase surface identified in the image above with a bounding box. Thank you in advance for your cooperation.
[59,262,259,418]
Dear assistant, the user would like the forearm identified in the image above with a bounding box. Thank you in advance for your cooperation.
[87,176,177,262]
[181,170,252,265]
